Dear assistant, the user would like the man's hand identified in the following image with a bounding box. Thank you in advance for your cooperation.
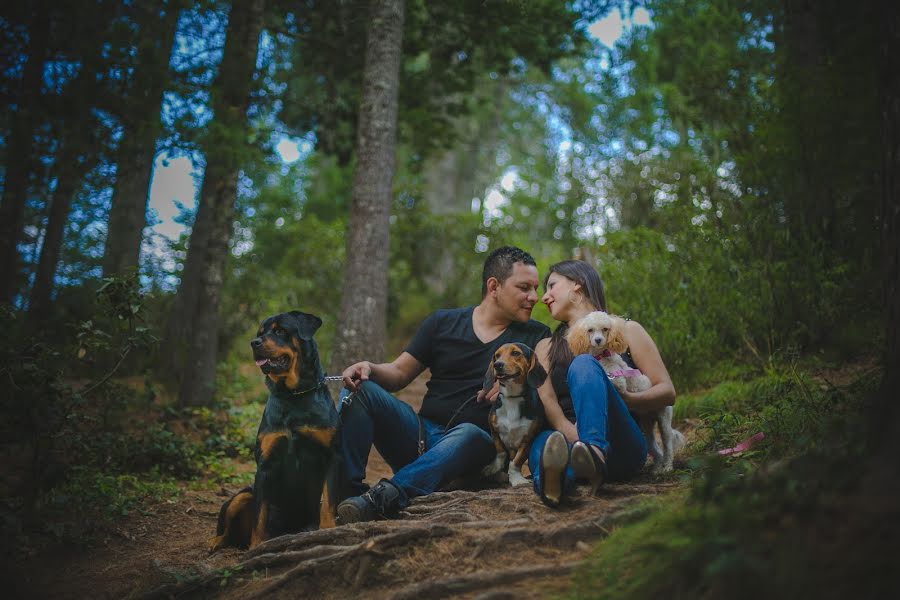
[342,361,372,392]
[477,380,500,403]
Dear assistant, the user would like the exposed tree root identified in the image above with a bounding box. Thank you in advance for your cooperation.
[141,524,455,599]
[141,482,668,599]
[244,524,456,598]
[389,560,583,600]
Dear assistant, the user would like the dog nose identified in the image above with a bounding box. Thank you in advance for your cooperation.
[251,337,262,348]
[494,360,505,372]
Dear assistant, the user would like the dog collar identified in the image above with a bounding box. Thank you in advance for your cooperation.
[290,379,326,396]
[594,350,613,359]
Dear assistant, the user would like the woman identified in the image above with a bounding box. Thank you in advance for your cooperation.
[529,260,676,507]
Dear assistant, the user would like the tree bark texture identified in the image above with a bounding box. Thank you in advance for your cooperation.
[27,137,96,322]
[102,2,182,278]
[0,3,50,303]
[329,0,405,374]
[174,0,266,406]
[28,21,109,322]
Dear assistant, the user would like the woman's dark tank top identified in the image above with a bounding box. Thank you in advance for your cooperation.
[550,349,636,422]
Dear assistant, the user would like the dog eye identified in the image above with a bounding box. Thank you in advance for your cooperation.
[602,327,609,332]
[587,328,594,333]
[511,350,521,357]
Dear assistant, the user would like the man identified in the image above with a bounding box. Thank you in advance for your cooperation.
[336,246,551,523]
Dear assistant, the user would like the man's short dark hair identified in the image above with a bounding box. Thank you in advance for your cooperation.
[481,246,537,297]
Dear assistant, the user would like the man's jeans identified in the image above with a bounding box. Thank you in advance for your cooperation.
[529,354,647,495]
[338,381,495,505]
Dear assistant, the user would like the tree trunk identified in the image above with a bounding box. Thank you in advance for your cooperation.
[0,3,50,303]
[329,0,405,373]
[27,142,85,322]
[174,0,266,406]
[102,2,182,278]
[28,23,108,322]
[160,180,212,378]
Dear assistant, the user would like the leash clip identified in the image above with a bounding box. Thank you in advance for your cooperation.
[339,390,357,414]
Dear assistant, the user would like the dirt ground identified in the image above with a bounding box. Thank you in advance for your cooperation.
[7,375,684,599]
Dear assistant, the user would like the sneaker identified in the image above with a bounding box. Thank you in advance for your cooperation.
[539,431,569,508]
[336,479,402,524]
[570,441,606,495]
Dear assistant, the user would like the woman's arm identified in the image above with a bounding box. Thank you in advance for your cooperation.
[535,339,579,443]
[620,320,676,413]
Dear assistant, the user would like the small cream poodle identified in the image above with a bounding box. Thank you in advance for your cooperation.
[566,311,684,473]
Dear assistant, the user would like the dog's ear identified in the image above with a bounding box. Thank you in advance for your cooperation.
[526,352,547,388]
[606,316,629,354]
[287,311,323,339]
[482,361,496,394]
[566,324,590,356]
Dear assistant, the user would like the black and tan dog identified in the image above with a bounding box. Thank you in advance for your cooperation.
[209,310,340,552]
[481,343,547,487]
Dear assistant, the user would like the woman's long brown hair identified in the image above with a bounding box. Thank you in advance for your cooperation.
[544,260,607,375]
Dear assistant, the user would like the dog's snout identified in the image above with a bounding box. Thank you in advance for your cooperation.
[251,337,263,348]
[494,360,505,372]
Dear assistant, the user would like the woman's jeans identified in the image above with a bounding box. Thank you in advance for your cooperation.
[529,354,647,496]
[338,381,495,505]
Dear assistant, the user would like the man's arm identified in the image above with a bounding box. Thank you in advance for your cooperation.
[341,352,425,393]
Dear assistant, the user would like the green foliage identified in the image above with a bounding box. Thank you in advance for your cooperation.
[682,364,879,462]
[41,468,181,535]
[0,274,253,546]
[572,362,879,600]
[276,0,583,163]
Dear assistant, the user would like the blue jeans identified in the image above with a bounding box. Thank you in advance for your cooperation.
[529,354,647,496]
[338,381,495,505]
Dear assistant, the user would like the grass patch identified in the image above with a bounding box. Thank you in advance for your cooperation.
[571,361,884,599]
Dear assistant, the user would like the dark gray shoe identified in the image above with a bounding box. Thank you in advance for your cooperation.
[571,441,606,494]
[539,431,569,508]
[336,479,402,524]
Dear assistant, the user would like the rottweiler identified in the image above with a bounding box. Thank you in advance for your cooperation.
[480,342,547,487]
[209,310,340,552]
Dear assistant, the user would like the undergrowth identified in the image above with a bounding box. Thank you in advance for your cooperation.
[0,277,263,552]
[571,359,885,599]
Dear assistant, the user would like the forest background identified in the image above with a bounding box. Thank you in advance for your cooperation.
[1,0,898,597]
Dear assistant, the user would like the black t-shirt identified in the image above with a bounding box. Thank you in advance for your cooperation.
[404,307,551,431]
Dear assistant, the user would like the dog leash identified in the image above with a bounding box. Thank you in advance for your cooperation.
[443,393,479,430]
[291,375,349,397]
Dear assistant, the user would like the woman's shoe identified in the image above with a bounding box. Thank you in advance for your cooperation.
[571,441,607,495]
[539,431,569,508]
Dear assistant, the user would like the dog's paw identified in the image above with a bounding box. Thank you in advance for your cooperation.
[481,455,505,478]
[508,470,530,487]
[672,429,687,453]
[208,535,226,554]
[650,459,674,475]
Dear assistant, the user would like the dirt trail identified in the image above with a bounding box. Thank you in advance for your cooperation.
[10,375,681,599]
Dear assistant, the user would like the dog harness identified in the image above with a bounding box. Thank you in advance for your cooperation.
[593,350,643,379]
